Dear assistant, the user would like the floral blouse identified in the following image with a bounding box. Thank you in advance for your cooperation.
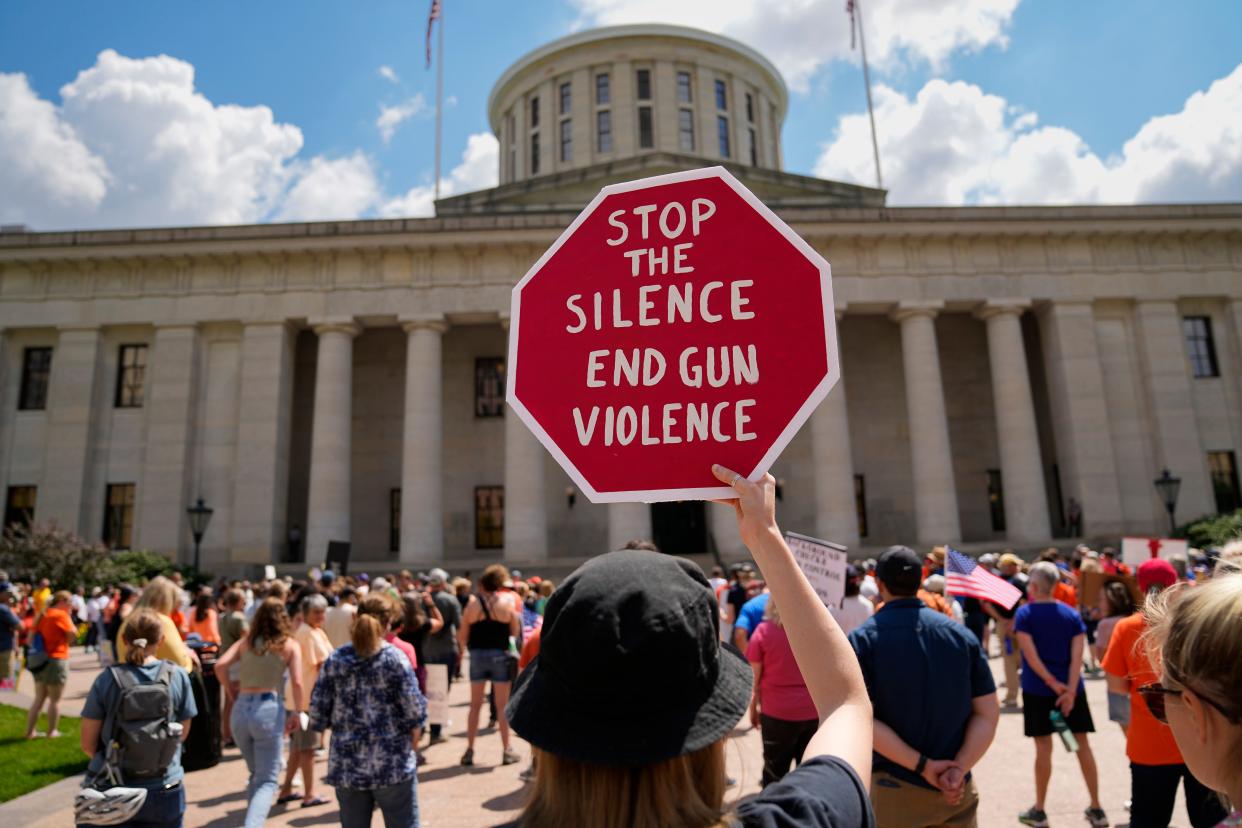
[1216,811,1242,828]
[310,642,427,789]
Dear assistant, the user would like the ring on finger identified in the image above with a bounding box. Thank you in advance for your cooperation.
[731,473,741,486]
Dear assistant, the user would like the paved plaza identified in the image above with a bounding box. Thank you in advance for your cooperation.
[1,644,1189,827]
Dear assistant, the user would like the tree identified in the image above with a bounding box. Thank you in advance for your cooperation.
[0,524,177,589]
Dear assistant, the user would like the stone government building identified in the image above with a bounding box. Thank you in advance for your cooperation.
[2,24,1241,575]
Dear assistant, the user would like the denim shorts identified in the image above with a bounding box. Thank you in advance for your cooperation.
[468,649,511,683]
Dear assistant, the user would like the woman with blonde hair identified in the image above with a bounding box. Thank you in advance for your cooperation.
[1143,570,1242,827]
[310,585,426,827]
[76,609,196,826]
[502,466,874,828]
[118,577,194,670]
[457,564,522,768]
[214,598,304,827]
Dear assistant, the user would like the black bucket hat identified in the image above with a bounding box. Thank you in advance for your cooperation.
[506,549,753,766]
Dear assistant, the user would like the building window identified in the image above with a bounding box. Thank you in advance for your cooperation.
[103,483,136,550]
[530,132,541,175]
[748,127,757,166]
[595,72,610,105]
[676,71,692,103]
[559,118,572,162]
[636,69,651,101]
[390,488,401,553]
[475,486,504,549]
[987,469,1006,533]
[475,357,506,417]
[854,475,868,538]
[529,95,539,128]
[745,91,755,122]
[4,486,36,531]
[678,109,695,152]
[559,82,571,116]
[114,344,148,408]
[715,79,728,111]
[638,106,654,149]
[505,113,516,180]
[18,347,52,411]
[1183,316,1219,378]
[717,115,730,158]
[1209,451,1241,513]
[596,110,613,153]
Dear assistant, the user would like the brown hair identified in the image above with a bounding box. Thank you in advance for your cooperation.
[521,742,729,828]
[1145,572,1242,786]
[223,588,245,610]
[123,609,165,667]
[353,593,396,657]
[480,564,509,593]
[1101,580,1136,618]
[247,597,291,654]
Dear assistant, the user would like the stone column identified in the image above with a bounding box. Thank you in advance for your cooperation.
[892,303,961,544]
[231,322,294,564]
[1134,300,1214,521]
[608,502,652,551]
[813,310,859,549]
[41,327,103,535]
[305,319,359,563]
[1038,300,1125,536]
[400,317,447,562]
[976,302,1051,541]
[501,317,547,562]
[137,326,200,560]
[709,502,744,561]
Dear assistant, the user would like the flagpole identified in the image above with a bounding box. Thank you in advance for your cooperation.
[853,0,883,190]
[433,1,444,202]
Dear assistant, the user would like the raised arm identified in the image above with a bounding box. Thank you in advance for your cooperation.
[712,465,873,785]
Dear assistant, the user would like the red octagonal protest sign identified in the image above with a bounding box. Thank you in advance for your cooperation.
[507,166,838,503]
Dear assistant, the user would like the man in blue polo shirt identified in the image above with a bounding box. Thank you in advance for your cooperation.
[849,545,1000,828]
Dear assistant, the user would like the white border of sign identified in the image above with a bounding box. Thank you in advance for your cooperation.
[506,166,839,503]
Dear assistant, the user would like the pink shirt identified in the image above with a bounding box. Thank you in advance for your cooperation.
[745,620,817,722]
[384,633,417,669]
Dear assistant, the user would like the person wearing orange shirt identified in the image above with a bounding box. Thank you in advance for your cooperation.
[24,590,76,738]
[1101,559,1226,828]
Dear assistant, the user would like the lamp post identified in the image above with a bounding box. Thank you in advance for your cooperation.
[186,498,214,576]
[1153,469,1181,536]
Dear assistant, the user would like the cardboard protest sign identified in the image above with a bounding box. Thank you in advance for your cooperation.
[1078,570,1143,610]
[506,166,838,502]
[1121,536,1189,568]
[425,663,450,727]
[785,532,849,608]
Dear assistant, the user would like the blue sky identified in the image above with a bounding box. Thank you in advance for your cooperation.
[1,0,1240,229]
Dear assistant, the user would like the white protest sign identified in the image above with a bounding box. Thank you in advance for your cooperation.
[1122,536,1189,567]
[425,663,450,727]
[785,531,849,608]
[263,565,277,581]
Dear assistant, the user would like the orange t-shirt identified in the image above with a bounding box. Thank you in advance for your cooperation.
[1101,613,1181,765]
[187,608,221,644]
[1053,581,1077,608]
[37,608,76,659]
[518,626,541,671]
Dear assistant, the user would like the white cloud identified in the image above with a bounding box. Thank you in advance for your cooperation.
[275,152,381,222]
[377,65,399,84]
[814,63,1242,205]
[0,72,110,227]
[569,0,1020,91]
[376,94,427,144]
[381,131,499,217]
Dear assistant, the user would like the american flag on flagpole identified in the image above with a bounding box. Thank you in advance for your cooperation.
[846,0,857,49]
[946,548,1023,610]
[426,0,442,69]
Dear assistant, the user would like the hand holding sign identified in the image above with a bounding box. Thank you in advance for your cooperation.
[711,464,778,552]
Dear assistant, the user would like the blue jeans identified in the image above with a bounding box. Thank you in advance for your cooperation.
[230,692,285,828]
[337,776,420,828]
[76,785,185,828]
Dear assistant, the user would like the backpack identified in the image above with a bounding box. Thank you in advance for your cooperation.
[99,663,180,782]
[26,631,49,674]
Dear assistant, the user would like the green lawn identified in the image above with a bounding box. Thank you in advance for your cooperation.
[0,704,89,802]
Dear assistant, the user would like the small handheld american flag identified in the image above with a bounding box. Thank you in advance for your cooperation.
[945,548,1023,610]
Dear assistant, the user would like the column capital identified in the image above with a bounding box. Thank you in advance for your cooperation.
[499,313,511,332]
[834,303,847,322]
[890,301,943,323]
[400,315,449,335]
[309,317,360,337]
[974,299,1030,321]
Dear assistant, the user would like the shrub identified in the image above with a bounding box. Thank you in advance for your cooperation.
[0,524,113,589]
[1179,509,1242,549]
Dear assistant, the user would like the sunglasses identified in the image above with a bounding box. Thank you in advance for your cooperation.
[1138,682,1240,724]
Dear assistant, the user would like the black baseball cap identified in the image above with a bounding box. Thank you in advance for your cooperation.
[876,545,923,594]
[506,549,753,766]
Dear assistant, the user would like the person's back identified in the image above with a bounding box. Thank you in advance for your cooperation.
[238,638,286,689]
[323,599,356,649]
[425,587,460,661]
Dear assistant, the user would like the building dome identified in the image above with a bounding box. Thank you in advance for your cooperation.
[488,24,789,186]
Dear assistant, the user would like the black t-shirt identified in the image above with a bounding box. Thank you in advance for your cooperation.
[727,583,749,616]
[492,755,873,828]
[996,573,1028,619]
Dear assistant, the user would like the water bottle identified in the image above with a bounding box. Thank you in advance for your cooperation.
[1050,710,1078,752]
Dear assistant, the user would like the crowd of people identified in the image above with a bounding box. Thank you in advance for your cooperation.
[1,480,1240,828]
